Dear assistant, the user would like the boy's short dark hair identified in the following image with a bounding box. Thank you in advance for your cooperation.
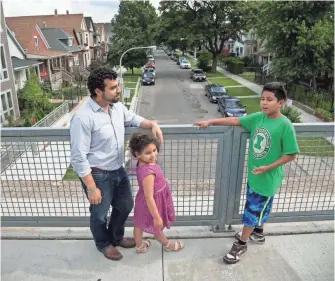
[262,82,287,101]
[129,133,160,158]
[87,67,118,98]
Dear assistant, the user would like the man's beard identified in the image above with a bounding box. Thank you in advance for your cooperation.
[102,92,120,104]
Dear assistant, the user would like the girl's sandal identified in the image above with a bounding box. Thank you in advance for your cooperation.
[135,240,151,254]
[163,241,184,252]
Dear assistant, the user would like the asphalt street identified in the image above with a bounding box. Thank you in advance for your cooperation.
[138,50,222,124]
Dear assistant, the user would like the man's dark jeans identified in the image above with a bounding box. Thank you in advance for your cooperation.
[81,167,133,252]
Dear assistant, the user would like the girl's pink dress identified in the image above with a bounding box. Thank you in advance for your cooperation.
[133,163,176,236]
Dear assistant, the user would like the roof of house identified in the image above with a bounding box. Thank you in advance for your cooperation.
[96,23,104,33]
[27,49,68,58]
[85,16,94,31]
[41,28,82,53]
[102,23,113,33]
[6,14,85,47]
[11,56,42,70]
[6,27,26,57]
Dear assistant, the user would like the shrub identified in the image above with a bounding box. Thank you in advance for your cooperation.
[281,106,302,123]
[197,52,212,72]
[242,56,253,67]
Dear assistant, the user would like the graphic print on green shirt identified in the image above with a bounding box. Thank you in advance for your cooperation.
[253,128,271,159]
[239,112,300,196]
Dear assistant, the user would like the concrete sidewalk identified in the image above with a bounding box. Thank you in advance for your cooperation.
[2,232,333,281]
[216,67,323,124]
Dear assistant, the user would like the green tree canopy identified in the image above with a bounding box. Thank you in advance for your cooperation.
[251,1,334,89]
[107,1,158,73]
[157,1,253,72]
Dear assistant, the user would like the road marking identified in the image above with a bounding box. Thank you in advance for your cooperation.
[189,84,204,89]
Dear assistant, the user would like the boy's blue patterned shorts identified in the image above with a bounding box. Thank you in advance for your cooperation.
[242,184,274,227]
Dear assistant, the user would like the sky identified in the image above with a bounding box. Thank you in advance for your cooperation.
[2,0,161,23]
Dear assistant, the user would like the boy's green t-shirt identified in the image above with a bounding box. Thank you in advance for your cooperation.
[239,112,300,196]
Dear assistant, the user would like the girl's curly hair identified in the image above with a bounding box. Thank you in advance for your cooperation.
[129,133,160,158]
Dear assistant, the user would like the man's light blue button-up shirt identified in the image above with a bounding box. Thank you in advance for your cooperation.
[70,98,144,177]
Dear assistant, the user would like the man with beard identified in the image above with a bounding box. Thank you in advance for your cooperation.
[70,68,163,261]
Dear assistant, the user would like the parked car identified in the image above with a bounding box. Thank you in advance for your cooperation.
[145,62,155,69]
[142,72,155,85]
[171,54,176,60]
[205,84,229,103]
[147,55,154,60]
[167,50,172,56]
[143,67,156,78]
[180,60,191,69]
[177,56,187,65]
[190,69,206,81]
[217,97,247,117]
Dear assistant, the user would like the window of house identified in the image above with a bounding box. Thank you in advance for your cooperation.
[85,34,88,44]
[253,46,257,53]
[0,45,8,81]
[1,90,14,123]
[240,47,243,54]
[34,36,39,47]
[68,38,73,47]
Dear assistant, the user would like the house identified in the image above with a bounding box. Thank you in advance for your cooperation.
[243,31,272,66]
[7,27,43,95]
[6,10,91,89]
[102,23,114,46]
[85,17,102,63]
[224,37,245,58]
[96,23,108,62]
[0,2,19,124]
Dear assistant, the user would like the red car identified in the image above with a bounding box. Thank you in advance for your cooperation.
[145,62,155,69]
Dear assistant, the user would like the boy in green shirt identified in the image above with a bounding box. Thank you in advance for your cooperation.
[194,82,300,264]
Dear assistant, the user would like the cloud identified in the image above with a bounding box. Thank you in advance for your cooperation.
[2,0,120,23]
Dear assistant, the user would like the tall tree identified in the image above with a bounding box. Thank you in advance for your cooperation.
[158,1,252,72]
[107,1,158,73]
[251,1,334,89]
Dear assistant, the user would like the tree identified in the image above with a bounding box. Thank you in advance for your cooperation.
[107,1,158,73]
[18,72,53,126]
[157,1,252,72]
[251,1,334,90]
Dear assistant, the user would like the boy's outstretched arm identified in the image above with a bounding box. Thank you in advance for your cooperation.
[194,117,241,128]
[253,154,297,175]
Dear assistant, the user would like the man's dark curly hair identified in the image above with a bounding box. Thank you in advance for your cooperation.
[129,133,160,158]
[87,67,118,98]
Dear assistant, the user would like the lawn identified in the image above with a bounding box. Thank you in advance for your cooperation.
[226,87,257,97]
[63,165,80,181]
[206,71,226,78]
[239,72,255,83]
[208,77,241,86]
[297,137,334,157]
[186,56,197,68]
[124,81,138,89]
[123,67,142,76]
[238,97,260,114]
[123,76,140,83]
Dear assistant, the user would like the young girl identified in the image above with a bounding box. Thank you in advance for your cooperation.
[129,133,184,254]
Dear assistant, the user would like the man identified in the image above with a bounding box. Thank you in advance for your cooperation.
[70,68,163,261]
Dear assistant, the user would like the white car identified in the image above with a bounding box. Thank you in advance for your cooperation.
[147,55,154,60]
[180,60,191,69]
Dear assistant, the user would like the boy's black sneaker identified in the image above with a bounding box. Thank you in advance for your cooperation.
[223,241,247,264]
[235,231,265,244]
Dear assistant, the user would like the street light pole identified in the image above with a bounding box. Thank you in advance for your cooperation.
[119,45,156,103]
